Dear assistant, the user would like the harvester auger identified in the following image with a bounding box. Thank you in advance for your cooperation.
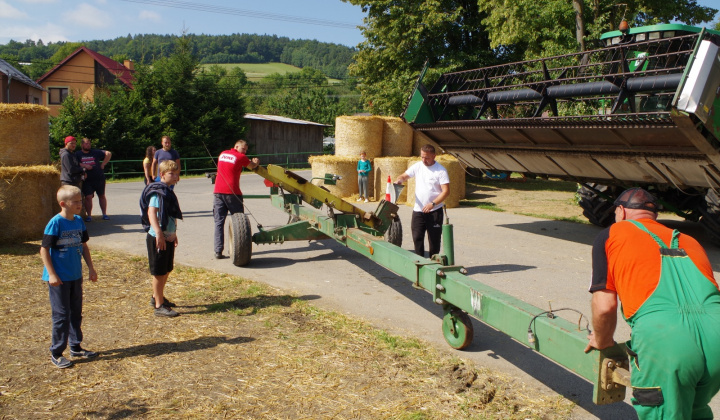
[403,24,720,242]
[229,164,633,406]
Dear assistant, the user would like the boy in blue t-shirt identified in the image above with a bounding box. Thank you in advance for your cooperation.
[40,185,98,368]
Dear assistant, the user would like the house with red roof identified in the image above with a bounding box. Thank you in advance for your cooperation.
[36,46,134,117]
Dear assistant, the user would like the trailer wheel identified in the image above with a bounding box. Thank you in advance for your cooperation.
[229,213,252,267]
[578,183,616,227]
[442,308,474,350]
[384,216,403,247]
[699,189,720,246]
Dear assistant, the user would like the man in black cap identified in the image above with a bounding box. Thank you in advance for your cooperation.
[585,187,720,419]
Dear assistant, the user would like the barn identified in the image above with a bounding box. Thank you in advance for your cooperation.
[244,114,327,166]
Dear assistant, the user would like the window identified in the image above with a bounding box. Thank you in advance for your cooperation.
[48,87,68,105]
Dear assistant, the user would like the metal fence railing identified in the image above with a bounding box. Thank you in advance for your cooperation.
[105,151,324,180]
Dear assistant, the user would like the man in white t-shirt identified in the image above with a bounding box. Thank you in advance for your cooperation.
[394,145,450,257]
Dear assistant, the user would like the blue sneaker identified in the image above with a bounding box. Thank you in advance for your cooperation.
[70,348,98,358]
[102,215,110,220]
[51,354,73,368]
[84,216,92,222]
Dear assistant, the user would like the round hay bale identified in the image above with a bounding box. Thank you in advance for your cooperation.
[412,130,444,156]
[404,155,465,208]
[308,155,362,199]
[436,154,466,208]
[0,104,50,166]
[373,157,410,203]
[0,165,60,243]
[334,116,382,158]
[379,116,413,157]
[404,157,420,207]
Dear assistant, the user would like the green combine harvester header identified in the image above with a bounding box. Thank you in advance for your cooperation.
[403,24,720,243]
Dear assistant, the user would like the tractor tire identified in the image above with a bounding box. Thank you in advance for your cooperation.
[578,183,616,228]
[229,213,252,267]
[384,216,403,247]
[699,189,720,246]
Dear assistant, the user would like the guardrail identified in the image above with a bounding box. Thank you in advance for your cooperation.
[105,151,324,180]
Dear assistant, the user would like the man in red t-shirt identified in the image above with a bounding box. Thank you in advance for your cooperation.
[213,140,259,259]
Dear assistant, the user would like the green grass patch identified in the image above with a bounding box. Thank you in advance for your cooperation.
[469,175,578,192]
[202,62,303,80]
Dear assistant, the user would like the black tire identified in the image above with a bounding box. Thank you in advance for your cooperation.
[384,216,402,247]
[229,213,252,267]
[578,183,616,227]
[699,189,720,246]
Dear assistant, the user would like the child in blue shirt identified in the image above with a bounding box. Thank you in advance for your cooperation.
[140,160,183,317]
[356,151,371,203]
[40,185,98,368]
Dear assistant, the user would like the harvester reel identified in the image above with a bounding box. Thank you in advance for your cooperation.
[384,215,403,247]
[229,213,252,267]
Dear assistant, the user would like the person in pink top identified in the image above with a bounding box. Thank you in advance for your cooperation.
[212,140,259,259]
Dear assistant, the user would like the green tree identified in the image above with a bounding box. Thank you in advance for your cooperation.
[250,68,361,136]
[341,0,498,116]
[480,0,719,58]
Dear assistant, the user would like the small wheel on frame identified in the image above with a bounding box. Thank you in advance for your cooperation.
[442,308,474,350]
[229,213,252,267]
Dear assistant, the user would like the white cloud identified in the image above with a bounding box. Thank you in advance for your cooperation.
[62,3,112,29]
[0,1,28,19]
[0,23,69,43]
[138,9,161,22]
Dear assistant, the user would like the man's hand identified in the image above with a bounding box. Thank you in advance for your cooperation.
[584,331,616,353]
[48,274,62,287]
[422,202,435,213]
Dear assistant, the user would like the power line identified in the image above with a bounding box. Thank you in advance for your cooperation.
[118,0,360,30]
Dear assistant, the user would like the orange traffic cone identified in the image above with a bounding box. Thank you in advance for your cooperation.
[385,176,392,202]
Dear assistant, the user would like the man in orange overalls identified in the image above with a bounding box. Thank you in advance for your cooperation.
[585,187,720,419]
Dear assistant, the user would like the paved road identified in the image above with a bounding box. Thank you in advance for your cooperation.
[88,172,720,419]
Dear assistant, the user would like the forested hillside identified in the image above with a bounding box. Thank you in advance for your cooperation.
[0,33,355,80]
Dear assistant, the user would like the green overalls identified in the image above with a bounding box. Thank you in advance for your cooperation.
[624,221,720,419]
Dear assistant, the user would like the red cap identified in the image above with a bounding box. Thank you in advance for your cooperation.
[64,136,76,144]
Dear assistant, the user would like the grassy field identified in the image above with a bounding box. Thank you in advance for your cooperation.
[201,62,342,83]
[0,243,574,419]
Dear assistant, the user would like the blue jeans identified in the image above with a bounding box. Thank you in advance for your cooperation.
[213,193,245,254]
[48,279,84,356]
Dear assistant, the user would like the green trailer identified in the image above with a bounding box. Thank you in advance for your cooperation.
[227,164,631,406]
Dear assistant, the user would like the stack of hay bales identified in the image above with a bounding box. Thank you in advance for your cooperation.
[308,155,360,198]
[310,114,464,207]
[373,157,410,204]
[0,104,60,243]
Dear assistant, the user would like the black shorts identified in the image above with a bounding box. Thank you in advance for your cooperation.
[146,234,175,276]
[81,177,106,196]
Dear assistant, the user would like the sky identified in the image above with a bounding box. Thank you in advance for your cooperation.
[0,0,718,49]
[0,0,368,47]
